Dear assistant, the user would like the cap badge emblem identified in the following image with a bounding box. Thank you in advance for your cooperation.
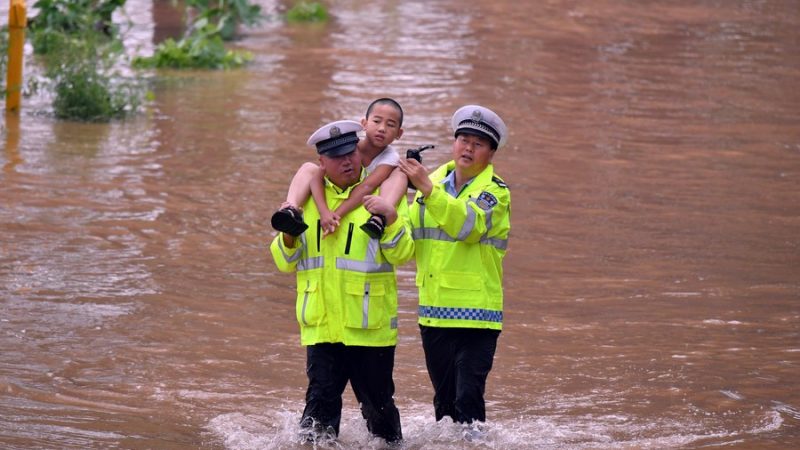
[471,110,483,121]
[329,126,341,138]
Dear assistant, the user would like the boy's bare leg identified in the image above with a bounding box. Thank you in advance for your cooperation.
[361,169,408,238]
[271,162,319,236]
[377,169,409,206]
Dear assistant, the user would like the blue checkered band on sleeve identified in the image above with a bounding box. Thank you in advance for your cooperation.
[418,305,503,323]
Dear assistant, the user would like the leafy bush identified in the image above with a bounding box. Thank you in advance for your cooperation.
[29,0,124,54]
[23,0,142,120]
[46,34,141,121]
[285,1,328,23]
[185,0,263,41]
[132,0,259,69]
[132,19,253,70]
[52,69,136,121]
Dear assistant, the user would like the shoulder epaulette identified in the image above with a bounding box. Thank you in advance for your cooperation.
[492,176,508,189]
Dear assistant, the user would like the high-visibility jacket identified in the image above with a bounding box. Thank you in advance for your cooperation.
[409,161,510,330]
[270,174,415,347]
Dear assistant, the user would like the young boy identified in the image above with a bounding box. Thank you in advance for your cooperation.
[271,98,407,238]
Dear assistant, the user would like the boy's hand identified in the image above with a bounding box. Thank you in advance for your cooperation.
[279,201,301,212]
[320,211,340,236]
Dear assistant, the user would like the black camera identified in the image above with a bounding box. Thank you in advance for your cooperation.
[406,144,435,162]
[405,144,435,190]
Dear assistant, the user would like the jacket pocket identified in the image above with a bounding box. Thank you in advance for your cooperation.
[297,279,325,326]
[439,272,482,290]
[343,279,387,330]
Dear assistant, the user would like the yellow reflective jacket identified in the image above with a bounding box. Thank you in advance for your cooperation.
[270,174,414,347]
[409,161,510,330]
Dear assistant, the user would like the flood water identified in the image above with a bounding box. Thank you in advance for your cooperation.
[2,0,799,448]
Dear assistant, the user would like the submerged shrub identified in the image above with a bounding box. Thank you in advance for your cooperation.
[46,35,141,121]
[133,19,253,70]
[24,0,142,120]
[52,69,131,121]
[29,0,124,54]
[285,1,328,23]
[185,0,263,41]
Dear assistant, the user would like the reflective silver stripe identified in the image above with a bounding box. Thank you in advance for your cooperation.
[380,227,406,249]
[418,201,426,228]
[298,256,324,271]
[457,202,477,240]
[279,237,303,263]
[301,280,310,325]
[479,207,493,246]
[413,227,455,242]
[413,227,508,251]
[366,237,379,263]
[336,258,393,273]
[483,204,494,234]
[480,236,508,250]
[362,281,370,329]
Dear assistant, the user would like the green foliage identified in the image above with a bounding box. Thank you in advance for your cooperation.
[132,19,253,70]
[285,1,328,23]
[185,0,263,41]
[29,0,125,54]
[23,0,141,121]
[52,68,136,121]
[132,0,261,70]
[45,33,141,121]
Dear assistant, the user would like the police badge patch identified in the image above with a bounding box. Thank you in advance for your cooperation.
[476,191,498,210]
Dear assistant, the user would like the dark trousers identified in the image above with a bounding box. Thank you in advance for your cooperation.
[419,325,500,424]
[301,343,402,442]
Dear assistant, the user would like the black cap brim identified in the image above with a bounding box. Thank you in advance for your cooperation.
[455,128,498,149]
[321,141,358,157]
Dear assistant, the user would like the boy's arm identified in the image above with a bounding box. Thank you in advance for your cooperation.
[310,166,329,214]
[310,167,339,233]
[333,165,394,218]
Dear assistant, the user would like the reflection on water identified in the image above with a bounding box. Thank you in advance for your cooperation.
[1,0,799,448]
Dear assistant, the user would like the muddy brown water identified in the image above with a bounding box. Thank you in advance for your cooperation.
[1,0,799,448]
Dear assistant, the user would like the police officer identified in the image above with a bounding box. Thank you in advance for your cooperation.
[270,120,415,445]
[398,105,510,437]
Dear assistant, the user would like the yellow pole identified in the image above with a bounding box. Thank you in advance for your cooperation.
[6,0,27,112]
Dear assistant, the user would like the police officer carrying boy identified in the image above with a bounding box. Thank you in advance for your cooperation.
[398,105,510,440]
[270,120,415,445]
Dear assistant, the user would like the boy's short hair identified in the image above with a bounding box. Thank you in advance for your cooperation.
[366,98,404,127]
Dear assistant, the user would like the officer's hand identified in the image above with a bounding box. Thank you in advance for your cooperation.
[398,158,433,197]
